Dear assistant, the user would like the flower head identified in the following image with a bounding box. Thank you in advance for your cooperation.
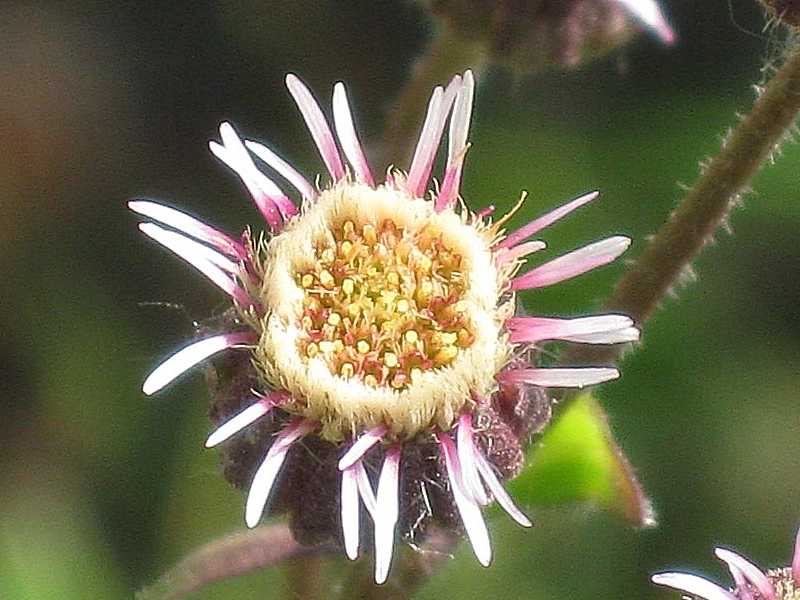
[653,528,800,600]
[131,70,637,583]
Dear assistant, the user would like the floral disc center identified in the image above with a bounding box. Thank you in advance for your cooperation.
[254,181,510,440]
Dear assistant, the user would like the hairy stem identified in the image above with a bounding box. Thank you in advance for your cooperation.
[137,524,329,600]
[566,42,800,368]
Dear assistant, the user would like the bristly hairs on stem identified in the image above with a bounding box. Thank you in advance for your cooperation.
[561,34,800,374]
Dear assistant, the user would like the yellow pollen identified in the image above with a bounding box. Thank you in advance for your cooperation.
[293,215,479,391]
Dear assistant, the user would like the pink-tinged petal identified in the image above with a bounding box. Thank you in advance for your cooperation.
[714,548,775,600]
[354,460,377,518]
[142,331,254,396]
[374,446,401,585]
[497,190,600,250]
[473,448,532,528]
[793,527,800,585]
[406,86,443,197]
[435,150,467,213]
[205,395,278,448]
[476,205,496,219]
[341,465,360,560]
[457,414,489,506]
[506,315,635,344]
[498,367,619,388]
[437,432,492,567]
[128,200,244,257]
[244,140,314,203]
[436,70,475,211]
[651,573,737,600]
[407,75,461,197]
[614,0,676,44]
[139,222,239,273]
[209,124,288,230]
[338,425,388,471]
[511,236,630,291]
[332,82,374,187]
[285,74,345,181]
[138,223,253,307]
[562,327,640,345]
[245,419,315,528]
[494,241,547,266]
[725,563,754,600]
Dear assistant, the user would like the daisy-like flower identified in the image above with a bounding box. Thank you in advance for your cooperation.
[653,528,800,599]
[131,70,638,584]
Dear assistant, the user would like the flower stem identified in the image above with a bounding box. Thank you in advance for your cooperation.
[136,524,329,600]
[566,41,800,368]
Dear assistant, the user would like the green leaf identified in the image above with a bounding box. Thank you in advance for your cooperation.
[509,393,655,527]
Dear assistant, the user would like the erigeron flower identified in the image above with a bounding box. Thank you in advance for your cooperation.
[131,70,638,584]
[653,528,800,600]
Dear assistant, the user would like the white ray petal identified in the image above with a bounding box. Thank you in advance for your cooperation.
[128,200,242,257]
[285,74,345,181]
[651,573,737,600]
[332,82,374,186]
[511,236,630,291]
[457,414,489,506]
[354,460,377,518]
[494,241,547,266]
[725,563,755,600]
[473,449,532,528]
[498,190,600,250]
[715,548,775,600]
[138,223,251,305]
[507,315,635,345]
[341,465,360,560]
[244,140,315,201]
[406,86,444,197]
[142,332,253,395]
[436,70,475,211]
[499,367,619,389]
[244,419,314,528]
[205,398,272,448]
[338,425,388,471]
[614,0,676,44]
[374,446,401,585]
[437,432,492,567]
[562,326,640,344]
[447,70,475,165]
[212,122,297,224]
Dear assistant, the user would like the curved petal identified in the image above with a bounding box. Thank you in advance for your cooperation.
[332,82,374,186]
[128,200,243,257]
[651,573,737,600]
[437,432,492,567]
[244,140,314,203]
[498,191,599,250]
[511,236,630,291]
[142,331,255,396]
[497,367,619,388]
[245,419,315,528]
[285,74,345,181]
[374,446,401,585]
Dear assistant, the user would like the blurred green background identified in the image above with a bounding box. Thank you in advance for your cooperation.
[1,1,798,598]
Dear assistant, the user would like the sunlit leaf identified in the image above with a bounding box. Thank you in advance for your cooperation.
[509,393,655,527]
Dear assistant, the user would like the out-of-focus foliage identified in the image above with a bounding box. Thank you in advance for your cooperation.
[1,1,798,599]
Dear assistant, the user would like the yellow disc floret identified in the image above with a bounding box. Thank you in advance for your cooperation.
[253,179,512,441]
